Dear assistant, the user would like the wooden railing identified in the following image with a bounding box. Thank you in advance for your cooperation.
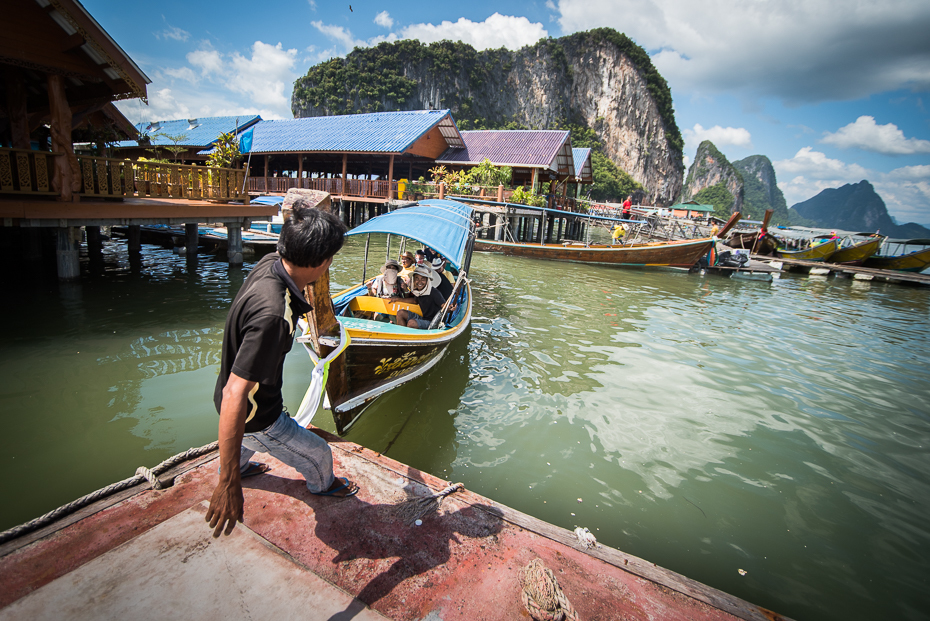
[78,156,248,202]
[0,148,248,202]
[248,176,396,199]
[0,148,60,196]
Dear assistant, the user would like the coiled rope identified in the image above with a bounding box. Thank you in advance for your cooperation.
[521,557,579,621]
[0,441,218,546]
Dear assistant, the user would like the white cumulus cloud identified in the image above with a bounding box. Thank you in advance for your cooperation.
[227,42,299,112]
[374,11,394,29]
[820,116,930,155]
[400,13,547,51]
[684,124,752,149]
[187,48,223,76]
[551,0,930,103]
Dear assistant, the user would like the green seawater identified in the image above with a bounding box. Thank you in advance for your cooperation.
[1,235,929,621]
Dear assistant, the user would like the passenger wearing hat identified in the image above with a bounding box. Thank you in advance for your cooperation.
[368,259,409,299]
[430,256,454,299]
[399,251,416,278]
[395,265,447,329]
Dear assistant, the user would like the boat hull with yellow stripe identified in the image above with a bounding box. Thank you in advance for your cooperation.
[303,199,477,435]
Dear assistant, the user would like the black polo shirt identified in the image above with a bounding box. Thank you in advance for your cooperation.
[416,288,446,322]
[214,253,313,433]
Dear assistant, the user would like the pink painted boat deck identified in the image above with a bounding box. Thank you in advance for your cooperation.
[0,429,790,621]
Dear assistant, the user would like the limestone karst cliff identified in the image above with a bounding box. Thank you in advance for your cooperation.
[733,155,789,224]
[291,29,684,206]
[681,141,744,215]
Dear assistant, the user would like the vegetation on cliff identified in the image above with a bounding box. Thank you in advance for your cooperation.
[291,29,681,154]
[693,184,736,219]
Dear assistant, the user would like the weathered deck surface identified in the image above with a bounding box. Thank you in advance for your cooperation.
[0,430,790,621]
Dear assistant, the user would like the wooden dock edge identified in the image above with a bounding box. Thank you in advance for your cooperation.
[1,430,791,621]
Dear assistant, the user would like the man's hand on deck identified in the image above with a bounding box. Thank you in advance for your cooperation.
[206,479,244,537]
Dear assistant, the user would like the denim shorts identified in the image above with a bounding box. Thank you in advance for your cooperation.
[239,411,334,493]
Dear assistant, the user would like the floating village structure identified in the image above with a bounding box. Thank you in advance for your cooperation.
[0,0,277,280]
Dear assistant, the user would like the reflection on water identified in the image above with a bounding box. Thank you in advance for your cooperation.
[1,235,929,621]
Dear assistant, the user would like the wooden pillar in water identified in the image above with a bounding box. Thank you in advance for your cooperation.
[56,227,79,281]
[128,225,142,252]
[264,155,269,193]
[227,222,243,266]
[185,222,199,255]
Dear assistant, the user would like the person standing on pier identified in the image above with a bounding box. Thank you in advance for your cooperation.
[207,202,358,539]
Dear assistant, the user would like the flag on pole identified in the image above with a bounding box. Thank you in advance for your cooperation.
[239,128,253,154]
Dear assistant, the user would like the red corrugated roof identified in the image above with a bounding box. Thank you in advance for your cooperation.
[436,130,575,176]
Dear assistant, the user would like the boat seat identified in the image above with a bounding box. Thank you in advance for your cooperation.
[348,295,422,317]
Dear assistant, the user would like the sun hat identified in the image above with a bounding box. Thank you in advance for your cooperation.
[381,259,402,273]
[410,264,441,296]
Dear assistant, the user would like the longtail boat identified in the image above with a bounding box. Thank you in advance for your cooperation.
[474,212,740,269]
[302,198,476,435]
[827,235,885,265]
[777,237,838,261]
[863,239,930,272]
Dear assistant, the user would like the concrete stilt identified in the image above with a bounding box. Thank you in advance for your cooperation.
[56,227,80,281]
[227,223,243,266]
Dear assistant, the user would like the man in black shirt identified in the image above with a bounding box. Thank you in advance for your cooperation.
[207,203,356,538]
[395,265,446,329]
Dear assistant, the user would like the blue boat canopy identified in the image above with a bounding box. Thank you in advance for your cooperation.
[346,199,474,270]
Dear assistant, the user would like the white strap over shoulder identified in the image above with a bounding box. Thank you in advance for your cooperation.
[293,320,351,427]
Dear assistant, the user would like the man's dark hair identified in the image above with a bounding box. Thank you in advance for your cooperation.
[277,203,347,267]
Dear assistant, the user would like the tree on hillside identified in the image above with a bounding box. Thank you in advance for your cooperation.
[566,123,643,202]
[693,183,735,219]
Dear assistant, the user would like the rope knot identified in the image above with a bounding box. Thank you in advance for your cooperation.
[520,558,579,621]
[135,466,172,490]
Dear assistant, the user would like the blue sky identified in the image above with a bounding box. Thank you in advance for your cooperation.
[86,0,930,225]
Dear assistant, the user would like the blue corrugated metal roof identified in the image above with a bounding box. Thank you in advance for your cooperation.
[345,199,474,269]
[245,110,462,154]
[114,115,261,148]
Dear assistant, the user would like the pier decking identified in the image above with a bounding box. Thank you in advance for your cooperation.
[0,429,788,621]
[756,255,930,285]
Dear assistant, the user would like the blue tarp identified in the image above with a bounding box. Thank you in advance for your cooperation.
[345,199,474,270]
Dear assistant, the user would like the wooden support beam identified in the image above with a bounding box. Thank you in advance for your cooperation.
[387,154,395,199]
[341,153,348,197]
[47,74,79,202]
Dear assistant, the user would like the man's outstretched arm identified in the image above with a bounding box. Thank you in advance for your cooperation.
[206,372,256,538]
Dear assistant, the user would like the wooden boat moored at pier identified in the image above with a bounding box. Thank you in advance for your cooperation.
[474,211,741,269]
[826,234,885,265]
[863,239,930,272]
[302,199,476,434]
[777,237,838,261]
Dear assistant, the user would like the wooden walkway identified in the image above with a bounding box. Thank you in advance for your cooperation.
[755,255,930,286]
